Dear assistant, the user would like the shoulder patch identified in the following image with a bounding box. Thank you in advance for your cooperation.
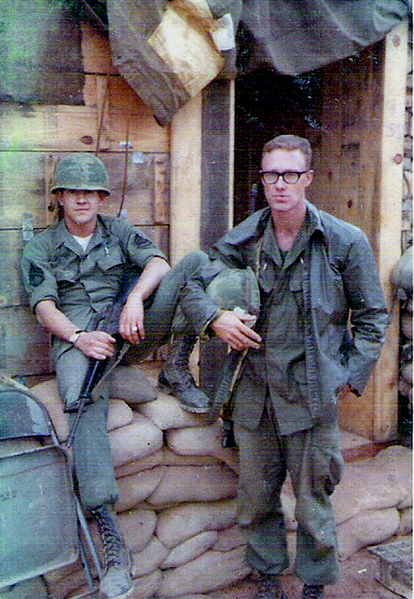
[29,262,45,287]
[133,231,152,248]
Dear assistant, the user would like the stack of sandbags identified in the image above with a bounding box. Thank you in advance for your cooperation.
[333,445,412,560]
[31,365,412,598]
[279,445,412,567]
[32,367,250,599]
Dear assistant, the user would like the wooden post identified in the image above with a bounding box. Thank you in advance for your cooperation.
[200,79,234,248]
[169,81,235,395]
[373,23,409,441]
[199,79,235,398]
[170,94,203,265]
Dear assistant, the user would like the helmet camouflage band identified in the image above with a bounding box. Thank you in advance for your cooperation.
[50,153,111,194]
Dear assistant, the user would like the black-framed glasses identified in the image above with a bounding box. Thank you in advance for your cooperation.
[260,170,310,185]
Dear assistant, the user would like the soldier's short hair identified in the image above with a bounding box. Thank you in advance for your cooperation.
[262,135,312,169]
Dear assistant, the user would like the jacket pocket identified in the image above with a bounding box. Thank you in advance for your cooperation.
[289,266,305,313]
[96,244,125,272]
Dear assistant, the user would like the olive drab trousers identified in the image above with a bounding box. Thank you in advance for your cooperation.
[235,397,345,586]
[56,251,210,510]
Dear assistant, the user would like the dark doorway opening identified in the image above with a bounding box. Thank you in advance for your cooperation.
[233,68,323,226]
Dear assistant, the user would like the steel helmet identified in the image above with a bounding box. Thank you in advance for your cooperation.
[172,262,261,336]
[206,265,261,317]
[50,153,111,194]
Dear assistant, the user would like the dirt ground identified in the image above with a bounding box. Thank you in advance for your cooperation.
[282,547,408,599]
[237,543,411,599]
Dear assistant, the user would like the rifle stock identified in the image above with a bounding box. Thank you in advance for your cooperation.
[66,270,141,447]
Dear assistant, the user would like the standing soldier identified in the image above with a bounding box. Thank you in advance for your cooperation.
[21,153,212,599]
[179,135,389,599]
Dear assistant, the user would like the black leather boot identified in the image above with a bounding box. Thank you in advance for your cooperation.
[90,504,133,599]
[257,573,288,599]
[158,335,212,413]
[302,584,325,599]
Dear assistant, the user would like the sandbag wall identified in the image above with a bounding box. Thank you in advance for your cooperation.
[32,370,250,599]
[31,367,412,599]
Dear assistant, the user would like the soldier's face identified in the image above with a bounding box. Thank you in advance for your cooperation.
[59,189,104,233]
[261,149,313,215]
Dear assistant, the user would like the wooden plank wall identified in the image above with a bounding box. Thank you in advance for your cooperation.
[0,21,170,382]
[311,29,408,441]
[309,47,383,440]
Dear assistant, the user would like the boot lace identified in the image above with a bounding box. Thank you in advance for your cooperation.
[92,508,124,569]
[257,574,285,599]
[303,585,324,599]
[166,336,197,389]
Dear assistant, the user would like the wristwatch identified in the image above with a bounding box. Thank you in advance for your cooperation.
[69,330,84,345]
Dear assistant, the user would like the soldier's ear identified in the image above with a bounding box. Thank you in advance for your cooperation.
[98,191,107,208]
[304,170,314,187]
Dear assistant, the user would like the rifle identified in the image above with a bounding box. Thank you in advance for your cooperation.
[206,347,248,447]
[206,308,256,448]
[66,270,141,447]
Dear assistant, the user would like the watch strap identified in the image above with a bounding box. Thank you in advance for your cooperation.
[69,330,85,345]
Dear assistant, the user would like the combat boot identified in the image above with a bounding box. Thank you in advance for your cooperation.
[257,573,288,599]
[90,504,133,599]
[302,584,325,599]
[158,335,212,413]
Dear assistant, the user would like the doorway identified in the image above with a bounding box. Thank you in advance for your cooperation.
[232,42,397,441]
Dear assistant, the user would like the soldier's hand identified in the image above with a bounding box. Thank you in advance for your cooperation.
[211,311,262,351]
[119,296,145,344]
[74,331,116,360]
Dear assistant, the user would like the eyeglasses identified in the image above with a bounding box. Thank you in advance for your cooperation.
[260,170,310,185]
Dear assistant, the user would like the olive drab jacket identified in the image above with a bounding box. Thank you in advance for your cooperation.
[180,202,389,427]
[21,215,167,365]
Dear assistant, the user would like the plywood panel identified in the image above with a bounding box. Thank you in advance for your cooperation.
[0,101,168,154]
[82,75,169,152]
[0,103,99,152]
[313,46,382,243]
[0,152,49,229]
[0,151,169,229]
[314,30,407,441]
[0,306,53,376]
[107,77,169,152]
[339,380,375,438]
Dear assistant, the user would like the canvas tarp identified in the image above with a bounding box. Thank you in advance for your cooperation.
[105,0,410,125]
[239,0,411,75]
[106,0,242,126]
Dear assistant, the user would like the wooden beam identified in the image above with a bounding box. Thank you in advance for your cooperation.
[200,79,234,249]
[199,79,235,398]
[170,94,203,264]
[373,22,408,441]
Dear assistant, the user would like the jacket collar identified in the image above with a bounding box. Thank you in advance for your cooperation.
[53,216,109,255]
[306,201,325,238]
[261,201,328,242]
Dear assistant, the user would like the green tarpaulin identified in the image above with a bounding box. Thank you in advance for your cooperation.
[105,0,410,125]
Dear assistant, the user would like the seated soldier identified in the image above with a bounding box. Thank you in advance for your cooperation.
[21,153,216,599]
